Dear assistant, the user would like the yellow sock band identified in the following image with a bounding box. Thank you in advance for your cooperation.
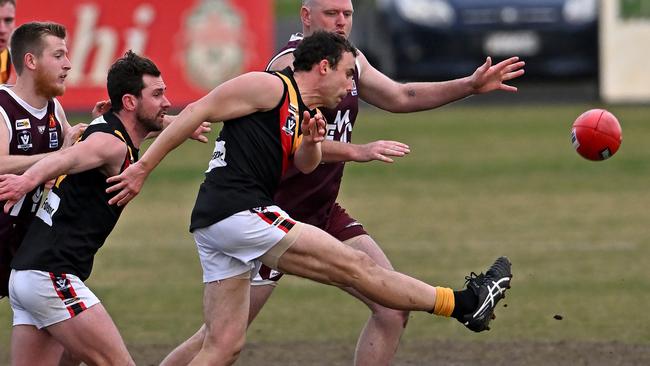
[433,287,455,317]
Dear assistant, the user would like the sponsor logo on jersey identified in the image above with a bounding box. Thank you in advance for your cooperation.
[206,140,227,172]
[64,297,81,306]
[282,104,298,136]
[17,130,33,151]
[351,79,358,96]
[49,131,59,149]
[15,118,30,130]
[36,190,61,226]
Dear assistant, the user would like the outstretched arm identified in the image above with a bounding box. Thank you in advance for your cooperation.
[358,52,525,113]
[106,72,284,206]
[0,133,127,213]
[321,139,410,163]
[0,105,86,174]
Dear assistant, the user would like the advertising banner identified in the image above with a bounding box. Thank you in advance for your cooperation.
[17,0,274,109]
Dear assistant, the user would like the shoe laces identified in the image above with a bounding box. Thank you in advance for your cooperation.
[464,272,485,289]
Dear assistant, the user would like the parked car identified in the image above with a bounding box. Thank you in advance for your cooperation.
[354,0,598,81]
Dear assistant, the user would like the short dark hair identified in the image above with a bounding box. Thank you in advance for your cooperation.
[10,22,66,75]
[293,31,358,72]
[107,50,161,112]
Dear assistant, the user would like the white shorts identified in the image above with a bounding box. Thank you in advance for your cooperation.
[194,206,299,283]
[9,269,100,329]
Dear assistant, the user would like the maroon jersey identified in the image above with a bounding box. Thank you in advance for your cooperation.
[269,34,360,229]
[0,86,63,296]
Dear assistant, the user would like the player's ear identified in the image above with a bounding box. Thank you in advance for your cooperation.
[300,6,311,27]
[122,94,138,112]
[318,59,329,75]
[23,53,37,71]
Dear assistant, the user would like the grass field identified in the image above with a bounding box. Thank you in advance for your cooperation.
[1,103,650,364]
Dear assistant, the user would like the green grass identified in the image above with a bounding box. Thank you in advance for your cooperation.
[2,104,650,357]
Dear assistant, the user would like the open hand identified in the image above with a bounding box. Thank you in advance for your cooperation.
[105,162,149,206]
[470,56,525,94]
[301,111,326,144]
[357,140,410,163]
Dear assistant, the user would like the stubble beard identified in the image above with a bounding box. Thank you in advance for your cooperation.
[136,107,164,133]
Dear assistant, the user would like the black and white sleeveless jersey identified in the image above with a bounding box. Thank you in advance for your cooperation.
[11,113,138,281]
[190,68,311,231]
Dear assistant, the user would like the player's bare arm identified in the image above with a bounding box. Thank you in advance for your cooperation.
[321,139,410,163]
[270,50,411,164]
[0,132,127,212]
[358,51,525,113]
[0,113,52,174]
[106,72,284,206]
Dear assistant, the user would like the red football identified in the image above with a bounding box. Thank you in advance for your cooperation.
[571,109,622,161]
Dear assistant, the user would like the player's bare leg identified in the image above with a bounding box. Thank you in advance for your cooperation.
[341,235,409,366]
[275,224,511,332]
[58,349,81,366]
[46,303,134,366]
[11,325,65,366]
[248,283,276,322]
[159,325,205,366]
[188,275,250,366]
[277,225,438,311]
[160,280,276,366]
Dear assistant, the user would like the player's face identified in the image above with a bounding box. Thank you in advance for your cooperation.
[33,35,71,99]
[305,0,353,38]
[135,74,170,132]
[322,51,355,108]
[0,2,15,50]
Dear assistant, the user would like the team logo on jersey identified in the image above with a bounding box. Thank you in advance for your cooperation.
[55,277,70,292]
[351,79,358,96]
[282,104,298,136]
[48,114,57,129]
[17,130,32,150]
[15,118,30,130]
[38,125,46,134]
[49,131,59,149]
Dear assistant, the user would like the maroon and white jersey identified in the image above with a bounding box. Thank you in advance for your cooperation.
[268,33,361,229]
[0,86,64,296]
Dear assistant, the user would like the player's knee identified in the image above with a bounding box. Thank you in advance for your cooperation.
[371,306,410,329]
[336,250,378,286]
[203,328,246,364]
